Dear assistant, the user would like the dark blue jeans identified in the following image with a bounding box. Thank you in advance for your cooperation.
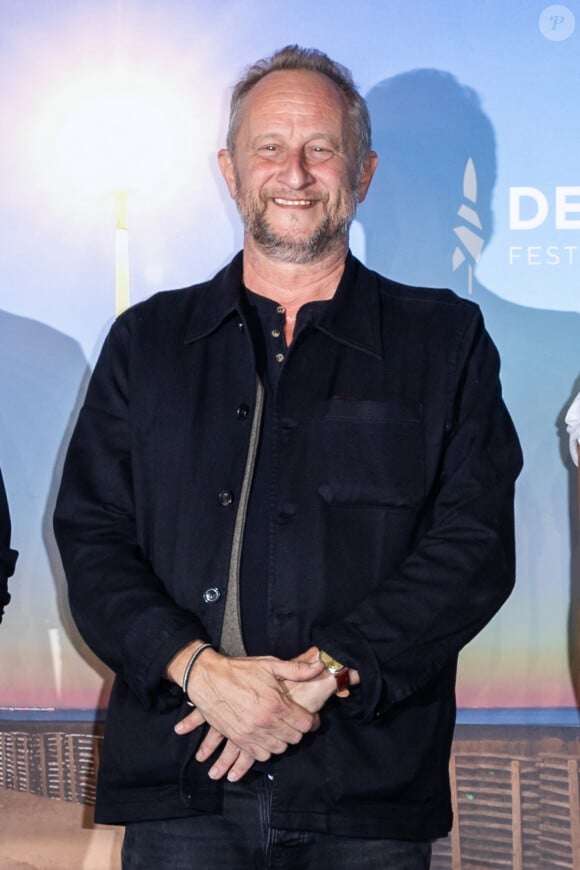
[122,774,432,869]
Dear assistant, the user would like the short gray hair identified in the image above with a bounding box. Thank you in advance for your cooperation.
[226,45,372,174]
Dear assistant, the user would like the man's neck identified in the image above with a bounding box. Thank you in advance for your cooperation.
[242,237,348,344]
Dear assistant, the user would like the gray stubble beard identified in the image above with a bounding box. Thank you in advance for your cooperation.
[246,207,354,264]
[233,169,358,265]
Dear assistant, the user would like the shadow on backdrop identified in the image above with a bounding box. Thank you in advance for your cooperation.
[359,69,580,707]
[0,308,116,866]
[0,309,109,706]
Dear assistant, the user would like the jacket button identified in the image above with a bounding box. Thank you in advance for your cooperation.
[203,587,222,604]
[236,404,250,420]
[218,490,234,507]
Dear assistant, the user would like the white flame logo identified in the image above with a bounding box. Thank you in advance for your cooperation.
[452,158,484,295]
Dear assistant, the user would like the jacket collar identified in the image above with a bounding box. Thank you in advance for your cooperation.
[316,252,384,359]
[184,252,245,344]
[185,250,384,360]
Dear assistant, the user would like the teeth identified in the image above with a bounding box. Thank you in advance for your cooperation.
[274,198,313,206]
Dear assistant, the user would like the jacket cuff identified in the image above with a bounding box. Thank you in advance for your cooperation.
[140,622,210,711]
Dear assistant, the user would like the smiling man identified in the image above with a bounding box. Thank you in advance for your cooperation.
[220,65,369,268]
[54,46,522,869]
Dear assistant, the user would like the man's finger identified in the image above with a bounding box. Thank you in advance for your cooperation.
[292,646,320,664]
[208,741,244,780]
[226,749,259,783]
[270,658,325,684]
[174,706,206,735]
[195,726,225,761]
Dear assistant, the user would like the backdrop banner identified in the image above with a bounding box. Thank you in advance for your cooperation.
[0,2,579,867]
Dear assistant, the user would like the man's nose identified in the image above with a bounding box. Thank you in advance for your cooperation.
[276,150,314,188]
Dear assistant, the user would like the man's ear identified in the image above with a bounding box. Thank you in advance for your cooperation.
[357,151,379,204]
[218,148,237,199]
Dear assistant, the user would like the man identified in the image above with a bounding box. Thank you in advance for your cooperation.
[0,465,17,623]
[54,46,522,869]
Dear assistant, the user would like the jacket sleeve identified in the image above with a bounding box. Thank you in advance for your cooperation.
[53,316,207,710]
[313,309,523,723]
[0,466,18,623]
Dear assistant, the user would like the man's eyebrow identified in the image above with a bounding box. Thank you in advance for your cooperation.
[250,133,282,145]
[250,132,344,148]
[306,133,343,148]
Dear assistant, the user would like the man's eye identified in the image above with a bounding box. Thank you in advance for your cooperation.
[309,146,332,159]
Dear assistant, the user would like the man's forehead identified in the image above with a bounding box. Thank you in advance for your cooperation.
[242,69,347,119]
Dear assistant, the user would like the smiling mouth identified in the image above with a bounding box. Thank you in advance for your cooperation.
[273,197,317,207]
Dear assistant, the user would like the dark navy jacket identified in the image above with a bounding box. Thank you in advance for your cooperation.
[54,252,522,839]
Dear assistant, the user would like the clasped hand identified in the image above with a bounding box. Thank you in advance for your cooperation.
[174,646,335,782]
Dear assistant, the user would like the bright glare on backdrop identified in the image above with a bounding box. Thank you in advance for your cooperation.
[28,65,197,206]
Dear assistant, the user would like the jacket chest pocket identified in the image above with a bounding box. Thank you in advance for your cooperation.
[317,398,425,508]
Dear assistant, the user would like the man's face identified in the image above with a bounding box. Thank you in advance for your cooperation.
[219,70,376,264]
